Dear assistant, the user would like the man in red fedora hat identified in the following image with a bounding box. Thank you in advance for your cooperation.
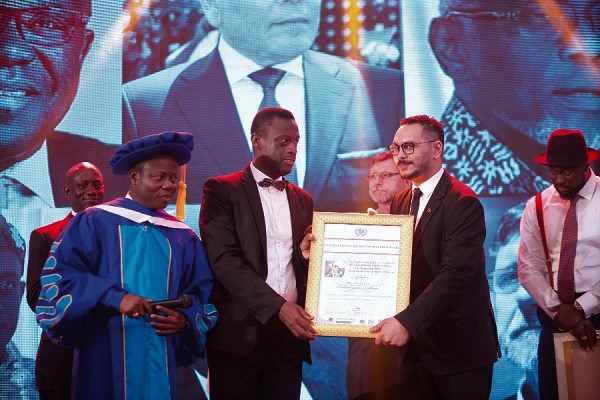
[518,128,600,399]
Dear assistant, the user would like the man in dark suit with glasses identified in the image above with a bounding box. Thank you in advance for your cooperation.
[371,115,499,399]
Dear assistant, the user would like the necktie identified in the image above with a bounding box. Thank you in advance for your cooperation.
[557,195,579,304]
[249,68,298,184]
[249,67,286,110]
[258,178,288,191]
[409,188,422,217]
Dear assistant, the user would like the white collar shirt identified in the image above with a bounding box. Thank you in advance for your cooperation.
[411,167,444,226]
[250,163,297,303]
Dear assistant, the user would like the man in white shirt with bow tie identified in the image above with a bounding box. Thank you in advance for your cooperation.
[200,107,315,400]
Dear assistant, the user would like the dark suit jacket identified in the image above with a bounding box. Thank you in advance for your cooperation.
[26,213,74,391]
[199,165,313,360]
[390,171,499,375]
[123,50,400,211]
[47,132,126,206]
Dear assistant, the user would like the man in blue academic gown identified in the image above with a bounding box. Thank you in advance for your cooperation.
[36,131,218,400]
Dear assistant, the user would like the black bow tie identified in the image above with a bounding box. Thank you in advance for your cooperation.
[258,178,287,191]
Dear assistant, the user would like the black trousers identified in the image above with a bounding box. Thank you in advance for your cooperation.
[207,318,305,400]
[404,362,494,400]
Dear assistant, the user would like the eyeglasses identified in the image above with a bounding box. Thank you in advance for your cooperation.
[443,3,600,38]
[366,172,400,181]
[388,141,437,155]
[74,181,105,191]
[0,6,90,46]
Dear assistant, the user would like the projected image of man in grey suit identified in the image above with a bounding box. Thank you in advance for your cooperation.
[122,0,404,211]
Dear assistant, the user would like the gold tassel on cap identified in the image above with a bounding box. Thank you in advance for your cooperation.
[175,164,187,220]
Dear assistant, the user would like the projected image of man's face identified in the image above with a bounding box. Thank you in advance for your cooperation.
[0,0,93,168]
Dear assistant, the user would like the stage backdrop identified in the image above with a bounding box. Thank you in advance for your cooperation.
[1,0,598,399]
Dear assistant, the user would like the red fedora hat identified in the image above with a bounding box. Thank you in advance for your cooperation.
[535,128,599,166]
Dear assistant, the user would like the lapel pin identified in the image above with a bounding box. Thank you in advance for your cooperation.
[426,208,432,213]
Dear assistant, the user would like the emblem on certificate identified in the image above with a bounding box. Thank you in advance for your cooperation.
[305,212,413,337]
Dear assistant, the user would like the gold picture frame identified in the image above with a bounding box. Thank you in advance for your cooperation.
[553,331,600,399]
[305,212,413,338]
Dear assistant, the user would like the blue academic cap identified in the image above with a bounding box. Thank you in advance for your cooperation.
[110,131,194,175]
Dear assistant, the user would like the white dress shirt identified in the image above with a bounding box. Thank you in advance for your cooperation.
[219,37,307,188]
[411,167,444,226]
[250,163,297,304]
[518,169,600,318]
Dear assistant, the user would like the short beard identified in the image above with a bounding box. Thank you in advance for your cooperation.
[555,168,589,200]
[370,190,394,205]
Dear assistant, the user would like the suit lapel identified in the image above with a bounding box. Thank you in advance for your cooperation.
[64,212,73,224]
[285,184,303,245]
[412,172,450,250]
[241,166,268,270]
[303,51,353,201]
[391,188,411,215]
[57,213,73,235]
[167,32,207,67]
[170,51,251,175]
[285,184,308,285]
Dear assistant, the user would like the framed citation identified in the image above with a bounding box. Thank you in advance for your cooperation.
[553,331,600,399]
[305,212,413,338]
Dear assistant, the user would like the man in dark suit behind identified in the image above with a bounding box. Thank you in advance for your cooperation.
[346,150,411,400]
[26,162,105,400]
[200,107,316,400]
[371,115,499,399]
[47,134,121,207]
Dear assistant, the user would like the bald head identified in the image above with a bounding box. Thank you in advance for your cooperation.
[64,162,105,212]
